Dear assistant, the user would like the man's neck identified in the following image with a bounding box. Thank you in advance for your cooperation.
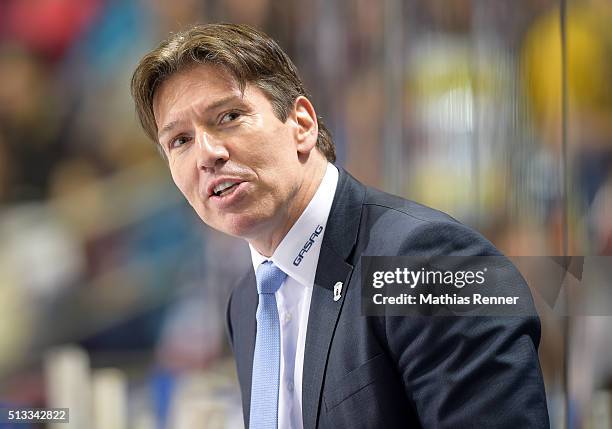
[249,160,328,257]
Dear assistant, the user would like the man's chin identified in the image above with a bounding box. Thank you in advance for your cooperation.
[207,214,265,241]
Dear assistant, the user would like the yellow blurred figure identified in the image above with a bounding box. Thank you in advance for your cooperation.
[522,2,612,147]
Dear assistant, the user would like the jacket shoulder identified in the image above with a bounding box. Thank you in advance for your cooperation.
[363,186,459,225]
[357,186,501,257]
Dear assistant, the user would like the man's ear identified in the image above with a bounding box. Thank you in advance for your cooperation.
[292,96,319,155]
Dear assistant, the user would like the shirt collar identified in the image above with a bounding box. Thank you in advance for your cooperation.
[249,163,339,287]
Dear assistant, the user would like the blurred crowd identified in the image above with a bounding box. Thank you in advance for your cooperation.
[0,0,611,428]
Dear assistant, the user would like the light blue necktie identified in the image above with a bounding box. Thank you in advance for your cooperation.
[249,261,287,429]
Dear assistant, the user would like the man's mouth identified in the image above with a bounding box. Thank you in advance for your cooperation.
[211,181,241,197]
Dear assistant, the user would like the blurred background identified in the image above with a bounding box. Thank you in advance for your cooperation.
[0,0,611,427]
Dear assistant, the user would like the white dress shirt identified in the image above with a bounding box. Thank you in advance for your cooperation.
[249,162,339,429]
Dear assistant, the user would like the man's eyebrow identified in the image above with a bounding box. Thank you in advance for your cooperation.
[159,120,180,139]
[158,94,244,139]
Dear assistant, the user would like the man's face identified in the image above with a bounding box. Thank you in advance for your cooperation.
[153,64,309,241]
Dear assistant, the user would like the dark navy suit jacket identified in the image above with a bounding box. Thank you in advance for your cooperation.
[226,167,550,428]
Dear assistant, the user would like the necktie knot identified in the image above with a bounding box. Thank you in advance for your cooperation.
[256,261,287,295]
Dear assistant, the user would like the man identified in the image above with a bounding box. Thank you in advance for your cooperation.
[131,24,550,428]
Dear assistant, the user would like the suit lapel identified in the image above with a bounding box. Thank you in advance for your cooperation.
[302,243,353,429]
[302,168,366,429]
[234,269,257,427]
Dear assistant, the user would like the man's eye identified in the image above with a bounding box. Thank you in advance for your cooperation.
[220,111,241,124]
[170,136,191,149]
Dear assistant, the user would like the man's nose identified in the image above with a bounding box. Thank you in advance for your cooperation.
[195,129,229,170]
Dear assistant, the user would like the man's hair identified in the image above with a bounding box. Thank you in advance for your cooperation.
[131,23,335,162]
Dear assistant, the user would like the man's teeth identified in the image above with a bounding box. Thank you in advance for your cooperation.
[213,181,237,196]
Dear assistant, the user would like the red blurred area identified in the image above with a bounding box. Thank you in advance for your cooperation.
[0,0,102,59]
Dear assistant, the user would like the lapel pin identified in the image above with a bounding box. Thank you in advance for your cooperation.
[333,282,343,302]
